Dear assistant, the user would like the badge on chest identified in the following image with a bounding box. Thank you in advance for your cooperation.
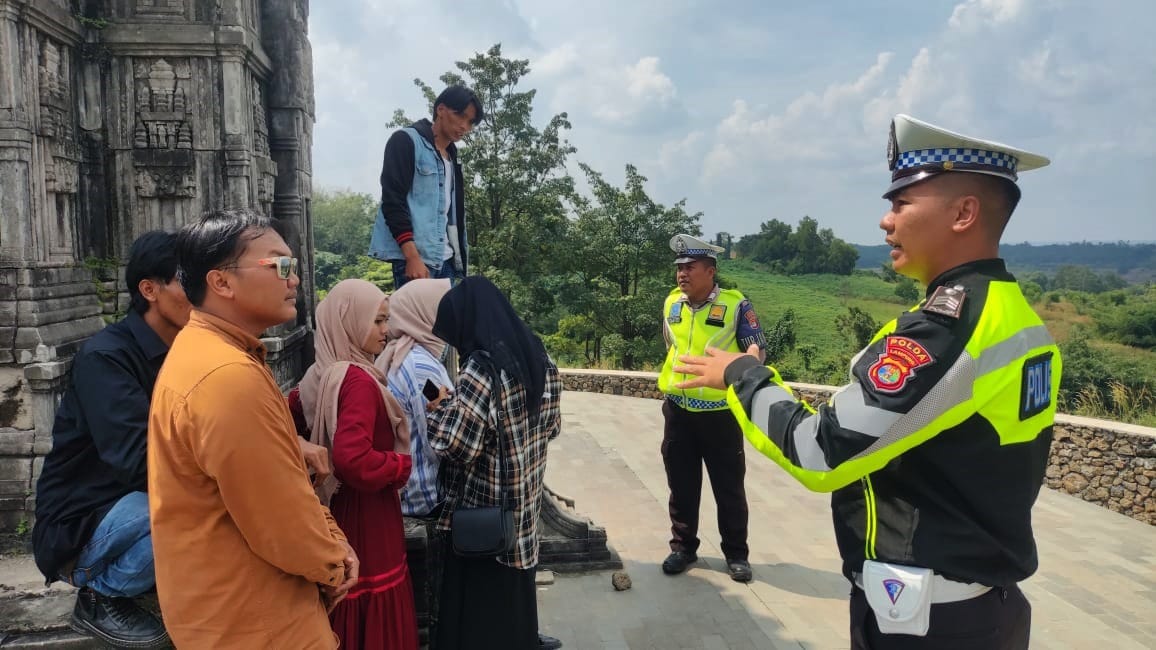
[706,303,727,327]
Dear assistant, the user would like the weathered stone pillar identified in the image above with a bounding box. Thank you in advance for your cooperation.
[0,0,318,531]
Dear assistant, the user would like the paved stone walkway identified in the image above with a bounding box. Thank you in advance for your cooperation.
[537,392,1156,649]
[3,391,1153,648]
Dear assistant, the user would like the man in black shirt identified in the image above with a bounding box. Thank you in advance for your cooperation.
[32,231,188,648]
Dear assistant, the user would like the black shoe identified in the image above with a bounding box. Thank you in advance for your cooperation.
[662,551,698,575]
[539,632,563,649]
[727,558,753,583]
[70,587,170,649]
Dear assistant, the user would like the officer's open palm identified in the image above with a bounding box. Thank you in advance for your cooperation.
[674,344,762,390]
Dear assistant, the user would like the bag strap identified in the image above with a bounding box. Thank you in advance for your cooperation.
[474,351,511,512]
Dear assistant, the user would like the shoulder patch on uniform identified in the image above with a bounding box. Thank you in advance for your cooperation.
[1020,352,1053,420]
[867,336,935,393]
[923,284,966,319]
[745,308,760,329]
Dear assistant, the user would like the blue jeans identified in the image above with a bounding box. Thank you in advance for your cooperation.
[67,492,154,598]
[391,258,460,289]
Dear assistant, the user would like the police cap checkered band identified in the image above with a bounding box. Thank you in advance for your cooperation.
[892,147,1019,183]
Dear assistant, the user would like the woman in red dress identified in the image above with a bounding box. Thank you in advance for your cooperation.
[289,279,418,649]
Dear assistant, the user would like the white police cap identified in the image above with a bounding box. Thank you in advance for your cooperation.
[885,114,1050,199]
[671,234,724,264]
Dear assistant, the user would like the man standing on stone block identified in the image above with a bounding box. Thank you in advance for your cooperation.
[369,85,484,289]
[32,231,187,648]
[656,234,766,583]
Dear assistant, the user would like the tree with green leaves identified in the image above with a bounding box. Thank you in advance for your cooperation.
[311,189,394,293]
[764,308,798,361]
[561,164,701,369]
[836,306,880,349]
[312,189,377,262]
[895,277,921,303]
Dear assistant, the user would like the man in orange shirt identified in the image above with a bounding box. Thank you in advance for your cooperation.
[148,209,357,648]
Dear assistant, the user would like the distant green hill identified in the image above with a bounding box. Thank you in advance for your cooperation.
[854,242,1156,283]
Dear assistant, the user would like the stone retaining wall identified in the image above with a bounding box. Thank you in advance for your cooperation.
[560,369,1156,526]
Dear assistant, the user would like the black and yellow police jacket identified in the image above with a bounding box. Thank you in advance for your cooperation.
[723,259,1061,587]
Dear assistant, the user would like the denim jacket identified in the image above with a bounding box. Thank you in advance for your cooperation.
[369,123,468,271]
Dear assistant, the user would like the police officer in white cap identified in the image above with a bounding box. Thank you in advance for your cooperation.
[674,115,1060,649]
[656,234,766,583]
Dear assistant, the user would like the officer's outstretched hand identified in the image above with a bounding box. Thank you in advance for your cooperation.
[674,344,761,390]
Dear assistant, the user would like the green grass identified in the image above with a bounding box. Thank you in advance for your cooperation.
[719,259,906,351]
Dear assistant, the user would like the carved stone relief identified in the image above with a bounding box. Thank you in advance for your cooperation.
[132,59,197,198]
[253,83,270,157]
[38,37,79,256]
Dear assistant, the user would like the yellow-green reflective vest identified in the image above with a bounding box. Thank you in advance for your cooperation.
[658,288,746,411]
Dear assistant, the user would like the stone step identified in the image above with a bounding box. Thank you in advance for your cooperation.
[0,590,102,649]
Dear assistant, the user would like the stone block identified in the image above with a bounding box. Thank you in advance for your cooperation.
[33,432,54,455]
[0,367,33,429]
[0,429,35,455]
[0,457,34,495]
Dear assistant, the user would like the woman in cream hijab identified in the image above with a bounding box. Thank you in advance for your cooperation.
[374,278,454,519]
[288,279,418,650]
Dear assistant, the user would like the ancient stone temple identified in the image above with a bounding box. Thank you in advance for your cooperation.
[0,0,317,530]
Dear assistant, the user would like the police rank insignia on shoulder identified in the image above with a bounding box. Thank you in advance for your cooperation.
[706,303,727,326]
[668,302,683,324]
[923,284,966,319]
[1020,351,1053,420]
[868,336,935,393]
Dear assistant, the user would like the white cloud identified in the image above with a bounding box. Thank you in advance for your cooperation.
[541,45,679,128]
[309,0,1156,245]
[656,130,704,173]
[703,52,894,178]
[948,0,1027,31]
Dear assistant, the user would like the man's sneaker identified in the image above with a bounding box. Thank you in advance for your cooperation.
[70,587,170,649]
[539,632,564,649]
[661,551,698,575]
[727,558,753,583]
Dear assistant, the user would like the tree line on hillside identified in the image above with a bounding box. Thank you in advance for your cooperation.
[731,217,859,275]
[857,242,1156,282]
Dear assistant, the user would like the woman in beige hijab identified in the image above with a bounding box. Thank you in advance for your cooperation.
[374,278,453,519]
[287,279,418,650]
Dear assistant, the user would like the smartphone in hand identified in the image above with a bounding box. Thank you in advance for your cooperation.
[422,379,441,401]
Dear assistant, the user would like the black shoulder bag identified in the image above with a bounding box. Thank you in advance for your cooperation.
[450,353,517,557]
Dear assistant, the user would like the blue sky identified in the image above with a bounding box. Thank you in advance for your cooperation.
[308,0,1155,246]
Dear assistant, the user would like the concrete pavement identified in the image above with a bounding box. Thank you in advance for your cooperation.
[2,390,1153,648]
[536,392,1156,649]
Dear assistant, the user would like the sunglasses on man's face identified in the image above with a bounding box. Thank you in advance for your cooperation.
[221,256,299,279]
[255,256,299,279]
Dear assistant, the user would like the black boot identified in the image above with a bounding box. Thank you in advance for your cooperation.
[538,632,563,649]
[70,587,170,649]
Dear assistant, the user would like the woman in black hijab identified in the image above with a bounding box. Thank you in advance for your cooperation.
[428,277,562,650]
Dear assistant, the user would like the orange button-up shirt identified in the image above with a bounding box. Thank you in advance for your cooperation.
[148,311,347,649]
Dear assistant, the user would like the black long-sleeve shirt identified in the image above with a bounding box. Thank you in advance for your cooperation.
[32,310,168,582]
